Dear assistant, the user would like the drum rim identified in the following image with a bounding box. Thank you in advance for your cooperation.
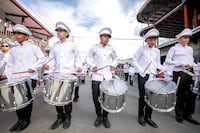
[45,73,77,82]
[146,102,175,113]
[145,78,176,94]
[43,96,73,106]
[100,88,127,96]
[1,97,35,112]
[0,77,30,87]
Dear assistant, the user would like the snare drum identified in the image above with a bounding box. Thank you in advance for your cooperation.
[99,79,128,113]
[145,78,177,112]
[0,77,34,112]
[43,73,77,106]
[191,75,200,95]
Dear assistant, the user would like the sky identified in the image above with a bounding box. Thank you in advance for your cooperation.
[17,0,147,60]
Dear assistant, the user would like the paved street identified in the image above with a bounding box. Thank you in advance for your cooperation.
[0,76,199,133]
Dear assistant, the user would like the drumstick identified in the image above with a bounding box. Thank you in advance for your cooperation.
[181,69,195,77]
[157,65,173,75]
[157,69,166,75]
[96,65,110,71]
[192,65,200,68]
[144,61,152,73]
[176,76,181,91]
[45,57,55,65]
[157,70,166,75]
[12,71,29,74]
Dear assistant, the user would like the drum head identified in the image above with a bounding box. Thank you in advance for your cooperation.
[48,73,77,81]
[7,76,30,85]
[145,78,176,94]
[100,79,128,96]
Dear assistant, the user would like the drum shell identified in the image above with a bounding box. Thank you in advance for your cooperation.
[0,78,34,112]
[145,90,176,112]
[43,74,77,106]
[99,90,127,113]
[145,78,176,112]
[99,79,128,113]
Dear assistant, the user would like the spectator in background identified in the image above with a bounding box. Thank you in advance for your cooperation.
[0,38,11,80]
[128,65,135,86]
[123,62,129,81]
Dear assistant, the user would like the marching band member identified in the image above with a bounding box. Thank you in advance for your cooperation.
[43,22,83,129]
[4,24,46,132]
[132,28,162,128]
[165,28,200,125]
[86,27,117,128]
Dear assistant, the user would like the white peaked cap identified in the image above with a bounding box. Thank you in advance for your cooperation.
[55,21,71,33]
[143,28,159,39]
[13,24,32,36]
[176,28,192,39]
[99,27,112,37]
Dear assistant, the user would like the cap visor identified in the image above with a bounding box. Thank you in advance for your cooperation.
[13,30,28,35]
[100,34,111,38]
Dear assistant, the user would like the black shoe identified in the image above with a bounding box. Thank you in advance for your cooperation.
[63,118,71,129]
[73,98,79,102]
[50,118,63,130]
[176,116,184,123]
[184,115,200,125]
[94,116,102,127]
[138,116,146,126]
[15,119,30,132]
[145,118,158,128]
[103,117,111,128]
[9,121,22,132]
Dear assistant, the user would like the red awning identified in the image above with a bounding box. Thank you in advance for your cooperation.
[0,0,52,39]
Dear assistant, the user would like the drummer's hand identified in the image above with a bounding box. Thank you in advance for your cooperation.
[28,69,35,73]
[92,66,98,72]
[185,64,191,68]
[76,67,83,73]
[43,64,49,70]
[110,66,115,71]
[0,75,7,80]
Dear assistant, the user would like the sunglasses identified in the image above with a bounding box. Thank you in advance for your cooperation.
[56,29,67,32]
[1,45,9,47]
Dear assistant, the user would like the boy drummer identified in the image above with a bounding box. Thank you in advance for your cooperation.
[165,28,200,125]
[86,27,117,128]
[132,28,162,128]
[43,22,83,129]
[4,24,46,132]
